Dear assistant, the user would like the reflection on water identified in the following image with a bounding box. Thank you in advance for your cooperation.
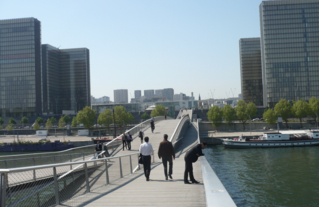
[204,145,319,207]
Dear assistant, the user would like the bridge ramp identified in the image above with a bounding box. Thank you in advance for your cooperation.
[60,120,205,207]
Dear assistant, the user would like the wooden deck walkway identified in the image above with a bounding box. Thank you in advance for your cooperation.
[60,120,206,207]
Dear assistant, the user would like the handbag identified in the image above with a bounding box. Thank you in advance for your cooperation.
[138,153,143,164]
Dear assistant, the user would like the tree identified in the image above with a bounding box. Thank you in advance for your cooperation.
[207,106,223,128]
[223,104,236,125]
[62,115,71,123]
[9,118,17,125]
[36,117,44,124]
[33,122,40,130]
[291,99,309,128]
[274,99,291,128]
[6,123,14,133]
[0,117,4,126]
[150,105,166,117]
[58,117,66,129]
[97,109,113,134]
[263,109,277,125]
[308,97,319,126]
[20,117,29,126]
[235,100,249,130]
[76,106,96,129]
[113,106,134,126]
[141,112,150,120]
[50,117,57,123]
[247,102,257,119]
[46,119,52,130]
[71,117,78,127]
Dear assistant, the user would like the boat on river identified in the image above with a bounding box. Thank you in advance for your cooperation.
[223,131,319,149]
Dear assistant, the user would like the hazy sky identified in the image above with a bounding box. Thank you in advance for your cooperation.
[0,0,262,101]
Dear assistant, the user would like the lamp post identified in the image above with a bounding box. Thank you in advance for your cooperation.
[249,115,251,135]
[112,108,116,138]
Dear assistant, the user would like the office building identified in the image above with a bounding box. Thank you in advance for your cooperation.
[114,89,128,103]
[260,0,319,107]
[0,18,42,117]
[42,45,91,114]
[91,96,110,104]
[155,89,163,97]
[163,88,174,101]
[134,90,141,99]
[239,38,263,106]
[144,89,154,98]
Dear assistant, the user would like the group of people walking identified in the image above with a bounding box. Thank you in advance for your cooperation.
[139,133,207,184]
[97,117,208,184]
[122,132,133,150]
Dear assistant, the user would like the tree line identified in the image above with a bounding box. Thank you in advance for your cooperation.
[207,97,319,129]
[207,100,257,130]
[264,97,319,128]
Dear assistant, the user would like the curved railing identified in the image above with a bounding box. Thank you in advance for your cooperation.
[0,116,166,169]
[169,115,190,149]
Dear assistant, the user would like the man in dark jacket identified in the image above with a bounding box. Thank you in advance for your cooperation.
[158,134,175,180]
[184,142,207,184]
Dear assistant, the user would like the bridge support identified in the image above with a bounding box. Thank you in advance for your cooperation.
[0,173,7,207]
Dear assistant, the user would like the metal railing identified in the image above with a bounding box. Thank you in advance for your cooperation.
[0,116,166,169]
[0,116,167,207]
[0,149,158,207]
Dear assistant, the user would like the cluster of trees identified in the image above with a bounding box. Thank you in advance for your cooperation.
[263,97,319,127]
[207,100,257,130]
[150,105,166,117]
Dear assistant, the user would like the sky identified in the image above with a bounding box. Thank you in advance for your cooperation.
[0,0,263,101]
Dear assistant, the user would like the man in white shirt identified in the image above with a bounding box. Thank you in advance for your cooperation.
[139,137,153,181]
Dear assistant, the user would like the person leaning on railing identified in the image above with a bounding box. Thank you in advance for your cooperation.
[184,142,207,184]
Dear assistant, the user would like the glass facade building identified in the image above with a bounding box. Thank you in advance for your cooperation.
[42,45,91,114]
[239,38,263,106]
[114,89,128,103]
[0,18,42,117]
[260,0,319,107]
[163,88,174,101]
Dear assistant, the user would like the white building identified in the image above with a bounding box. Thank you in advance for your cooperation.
[114,89,128,103]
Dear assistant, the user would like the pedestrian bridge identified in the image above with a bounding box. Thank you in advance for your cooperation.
[0,114,236,207]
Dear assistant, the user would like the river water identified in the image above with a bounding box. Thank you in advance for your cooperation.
[204,145,319,207]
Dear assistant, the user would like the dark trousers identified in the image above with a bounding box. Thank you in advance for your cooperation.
[140,136,143,143]
[127,140,131,150]
[142,155,151,178]
[122,140,127,150]
[184,161,195,182]
[162,156,173,178]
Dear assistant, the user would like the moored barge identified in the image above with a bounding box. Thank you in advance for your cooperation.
[223,131,319,149]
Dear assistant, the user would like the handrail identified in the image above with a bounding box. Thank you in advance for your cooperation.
[169,115,190,147]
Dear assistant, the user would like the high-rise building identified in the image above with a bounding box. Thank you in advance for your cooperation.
[155,89,163,97]
[42,45,91,114]
[114,89,128,103]
[144,89,154,98]
[163,88,174,101]
[134,90,141,99]
[0,18,42,117]
[239,38,263,106]
[260,0,319,107]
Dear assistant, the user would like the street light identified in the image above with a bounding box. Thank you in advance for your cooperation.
[112,108,116,138]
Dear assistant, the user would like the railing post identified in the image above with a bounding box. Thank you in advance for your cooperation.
[53,167,60,205]
[130,155,132,174]
[119,157,123,178]
[1,173,7,207]
[153,153,155,163]
[105,160,109,185]
[70,155,72,170]
[84,163,90,193]
[32,158,36,181]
